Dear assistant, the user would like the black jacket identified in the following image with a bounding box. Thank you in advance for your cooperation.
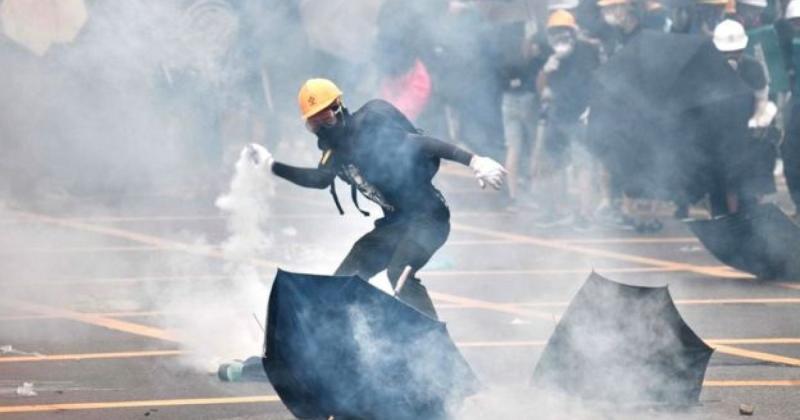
[273,100,473,218]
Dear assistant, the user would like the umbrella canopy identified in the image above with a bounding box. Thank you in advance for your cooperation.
[531,272,713,406]
[263,269,480,420]
[687,204,800,280]
[588,30,754,203]
[0,0,87,56]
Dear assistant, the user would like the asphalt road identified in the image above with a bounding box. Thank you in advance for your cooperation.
[1,166,799,419]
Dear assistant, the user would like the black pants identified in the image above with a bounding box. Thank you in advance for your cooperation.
[334,210,450,319]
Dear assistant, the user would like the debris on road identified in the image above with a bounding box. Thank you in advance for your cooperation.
[15,382,37,397]
[739,404,755,416]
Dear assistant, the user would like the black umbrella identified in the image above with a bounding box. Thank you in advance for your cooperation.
[262,269,480,420]
[531,272,713,406]
[588,30,753,205]
[687,203,800,280]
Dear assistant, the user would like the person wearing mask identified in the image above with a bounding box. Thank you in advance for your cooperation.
[714,19,778,212]
[247,79,506,318]
[535,10,600,229]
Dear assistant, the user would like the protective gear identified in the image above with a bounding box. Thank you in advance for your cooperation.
[553,41,575,57]
[713,19,748,52]
[737,0,766,7]
[597,0,630,6]
[549,0,579,10]
[547,10,578,30]
[297,78,343,120]
[787,0,800,19]
[245,143,274,170]
[469,156,507,189]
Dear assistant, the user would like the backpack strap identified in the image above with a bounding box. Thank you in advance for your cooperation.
[329,182,345,215]
[350,184,370,217]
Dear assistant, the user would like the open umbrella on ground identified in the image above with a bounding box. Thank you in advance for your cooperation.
[262,269,480,420]
[0,0,87,56]
[687,203,800,280]
[588,30,753,208]
[531,272,713,406]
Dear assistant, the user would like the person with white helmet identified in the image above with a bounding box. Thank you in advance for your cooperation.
[714,19,779,211]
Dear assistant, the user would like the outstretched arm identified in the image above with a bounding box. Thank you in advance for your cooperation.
[408,134,507,190]
[272,162,335,189]
[409,134,473,165]
[246,143,335,189]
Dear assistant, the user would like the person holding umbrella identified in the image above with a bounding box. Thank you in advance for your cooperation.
[247,79,506,319]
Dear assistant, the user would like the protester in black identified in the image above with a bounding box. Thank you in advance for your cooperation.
[248,79,506,319]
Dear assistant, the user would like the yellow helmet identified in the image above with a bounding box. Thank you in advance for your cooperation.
[547,9,578,29]
[597,0,631,6]
[297,78,343,120]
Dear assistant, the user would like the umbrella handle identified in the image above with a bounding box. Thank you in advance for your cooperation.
[393,265,413,297]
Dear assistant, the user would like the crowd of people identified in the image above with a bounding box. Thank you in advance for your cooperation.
[5,0,800,229]
[359,0,800,233]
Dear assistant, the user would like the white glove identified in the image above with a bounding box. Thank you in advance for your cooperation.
[244,143,274,170]
[543,56,560,74]
[748,101,777,129]
[469,156,507,190]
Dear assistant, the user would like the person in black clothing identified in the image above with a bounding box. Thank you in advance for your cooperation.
[535,10,600,229]
[713,19,778,212]
[247,78,506,319]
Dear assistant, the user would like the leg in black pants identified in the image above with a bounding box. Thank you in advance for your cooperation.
[334,212,450,319]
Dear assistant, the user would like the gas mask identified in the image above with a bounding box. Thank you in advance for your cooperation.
[314,106,350,149]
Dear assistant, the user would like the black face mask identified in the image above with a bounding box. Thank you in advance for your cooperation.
[316,108,350,149]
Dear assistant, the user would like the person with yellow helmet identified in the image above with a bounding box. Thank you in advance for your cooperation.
[246,78,506,318]
[533,10,600,229]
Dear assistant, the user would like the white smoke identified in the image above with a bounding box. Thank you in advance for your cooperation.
[156,149,275,371]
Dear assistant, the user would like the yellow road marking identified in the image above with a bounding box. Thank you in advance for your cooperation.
[423,267,683,277]
[711,344,800,367]
[704,380,800,387]
[14,211,798,369]
[561,237,698,245]
[0,350,183,363]
[0,246,160,254]
[429,292,556,322]
[0,299,177,343]
[11,211,280,269]
[493,297,800,310]
[451,222,754,279]
[707,338,800,345]
[0,395,281,414]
